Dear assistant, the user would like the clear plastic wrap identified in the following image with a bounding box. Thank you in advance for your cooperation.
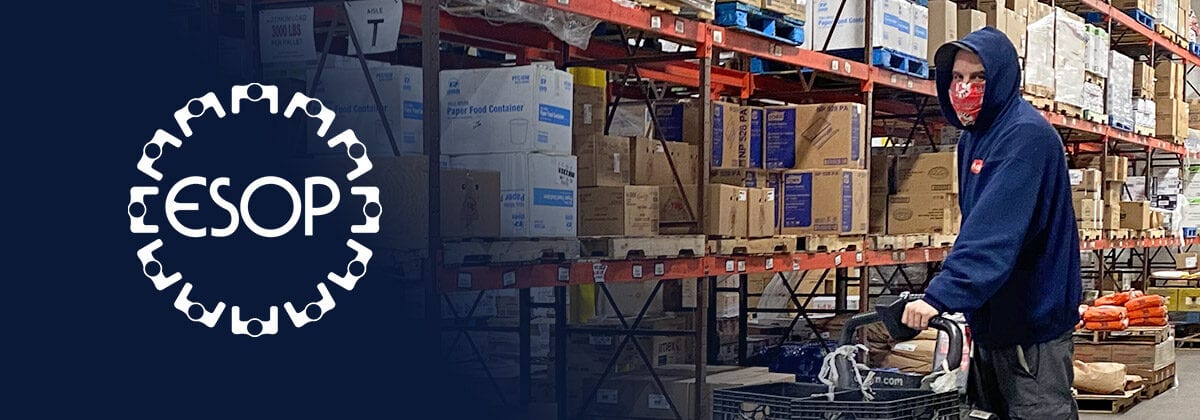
[1084,81,1104,115]
[1054,10,1088,108]
[1135,98,1157,131]
[1084,25,1109,78]
[1107,51,1134,128]
[440,0,604,49]
[1024,14,1056,97]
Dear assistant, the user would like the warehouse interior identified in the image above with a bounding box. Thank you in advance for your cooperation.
[195,0,1200,418]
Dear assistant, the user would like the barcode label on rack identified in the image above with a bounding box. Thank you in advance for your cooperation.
[502,271,516,287]
[457,272,471,289]
[632,264,643,279]
[725,260,735,272]
[737,260,746,272]
[648,393,670,410]
[765,258,774,270]
[557,266,570,282]
[654,262,665,276]
[650,16,661,30]
[592,263,607,282]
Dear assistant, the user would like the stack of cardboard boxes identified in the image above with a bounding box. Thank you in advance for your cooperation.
[1072,168,1105,230]
[978,0,1032,58]
[1155,60,1191,143]
[1133,62,1158,135]
[1074,156,1130,233]
[443,63,579,238]
[874,152,962,235]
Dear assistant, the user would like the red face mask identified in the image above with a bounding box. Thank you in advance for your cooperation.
[949,81,985,126]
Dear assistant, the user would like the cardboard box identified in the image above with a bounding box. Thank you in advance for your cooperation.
[610,103,652,137]
[656,100,742,168]
[658,184,701,225]
[578,186,659,236]
[1074,339,1176,377]
[748,188,777,238]
[705,184,750,237]
[308,65,424,155]
[1189,100,1200,129]
[1006,10,1027,58]
[780,169,870,235]
[663,367,795,419]
[761,0,806,19]
[1075,198,1102,224]
[927,0,958,62]
[741,106,765,168]
[1156,60,1185,99]
[575,135,631,187]
[895,152,958,194]
[1112,0,1152,11]
[912,5,930,61]
[441,169,501,238]
[441,64,573,155]
[764,103,867,170]
[1133,62,1156,97]
[315,155,428,251]
[711,169,770,188]
[1180,288,1200,311]
[630,137,699,186]
[573,83,607,137]
[810,0,910,52]
[870,155,892,234]
[1103,204,1123,229]
[1177,252,1199,270]
[450,153,577,237]
[1120,201,1152,230]
[957,9,986,40]
[1103,181,1123,204]
[887,193,960,234]
[1070,168,1103,192]
[1157,99,1189,139]
[1146,287,1179,311]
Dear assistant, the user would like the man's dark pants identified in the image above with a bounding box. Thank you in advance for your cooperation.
[969,331,1079,419]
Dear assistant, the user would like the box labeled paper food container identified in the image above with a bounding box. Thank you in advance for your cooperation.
[307,65,423,155]
[441,64,573,155]
[764,103,866,170]
[780,169,869,235]
[450,153,577,237]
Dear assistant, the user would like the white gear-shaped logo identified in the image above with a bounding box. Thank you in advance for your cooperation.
[128,83,379,338]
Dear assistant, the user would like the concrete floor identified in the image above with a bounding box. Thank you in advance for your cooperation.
[1080,349,1200,419]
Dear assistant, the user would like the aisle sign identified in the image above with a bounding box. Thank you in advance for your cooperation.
[346,0,402,54]
[259,7,316,63]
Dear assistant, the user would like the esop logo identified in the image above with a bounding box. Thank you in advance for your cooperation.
[128,83,379,337]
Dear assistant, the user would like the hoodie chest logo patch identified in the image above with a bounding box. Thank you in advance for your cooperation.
[971,159,984,174]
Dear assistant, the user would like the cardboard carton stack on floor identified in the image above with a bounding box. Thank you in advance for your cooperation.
[885,152,961,235]
[1155,60,1190,143]
[443,63,578,238]
[764,102,871,237]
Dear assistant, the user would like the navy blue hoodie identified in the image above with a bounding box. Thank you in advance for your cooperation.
[922,28,1082,348]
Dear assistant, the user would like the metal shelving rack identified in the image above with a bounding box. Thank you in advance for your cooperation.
[249,0,1200,418]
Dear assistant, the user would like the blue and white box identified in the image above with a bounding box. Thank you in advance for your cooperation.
[307,65,423,155]
[810,0,911,52]
[451,152,577,237]
[441,64,573,155]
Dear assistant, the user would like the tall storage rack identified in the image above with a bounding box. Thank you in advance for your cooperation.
[241,0,1200,418]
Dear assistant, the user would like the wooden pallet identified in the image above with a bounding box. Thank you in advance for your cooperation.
[1137,363,1177,392]
[1137,228,1167,239]
[1074,325,1172,344]
[443,238,580,265]
[870,234,932,250]
[930,233,958,248]
[1024,94,1054,111]
[1134,125,1155,137]
[635,0,680,14]
[1156,24,1177,40]
[1079,229,1102,241]
[1056,101,1084,119]
[1139,374,1176,400]
[1083,110,1107,124]
[579,235,705,259]
[1105,229,1132,240]
[1077,387,1141,414]
[708,235,798,255]
[800,235,864,252]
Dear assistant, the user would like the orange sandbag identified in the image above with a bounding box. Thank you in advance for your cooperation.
[1095,292,1132,306]
[1125,295,1165,311]
[1129,317,1167,327]
[1127,305,1167,319]
[1083,305,1128,322]
[1084,319,1129,331]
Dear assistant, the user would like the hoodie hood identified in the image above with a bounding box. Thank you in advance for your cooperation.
[935,27,1023,131]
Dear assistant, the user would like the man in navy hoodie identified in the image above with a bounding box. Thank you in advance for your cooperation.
[901,28,1082,419]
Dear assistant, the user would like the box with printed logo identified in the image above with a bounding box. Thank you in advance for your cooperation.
[810,0,909,52]
[780,169,869,235]
[307,65,423,155]
[895,152,958,194]
[631,137,699,186]
[887,193,960,235]
[441,64,573,155]
[912,4,930,60]
[742,106,764,168]
[748,187,777,238]
[450,153,577,237]
[764,103,867,170]
[655,100,743,168]
[575,134,631,187]
[578,186,659,236]
[710,168,769,188]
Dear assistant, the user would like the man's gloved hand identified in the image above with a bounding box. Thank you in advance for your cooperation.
[902,299,940,330]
